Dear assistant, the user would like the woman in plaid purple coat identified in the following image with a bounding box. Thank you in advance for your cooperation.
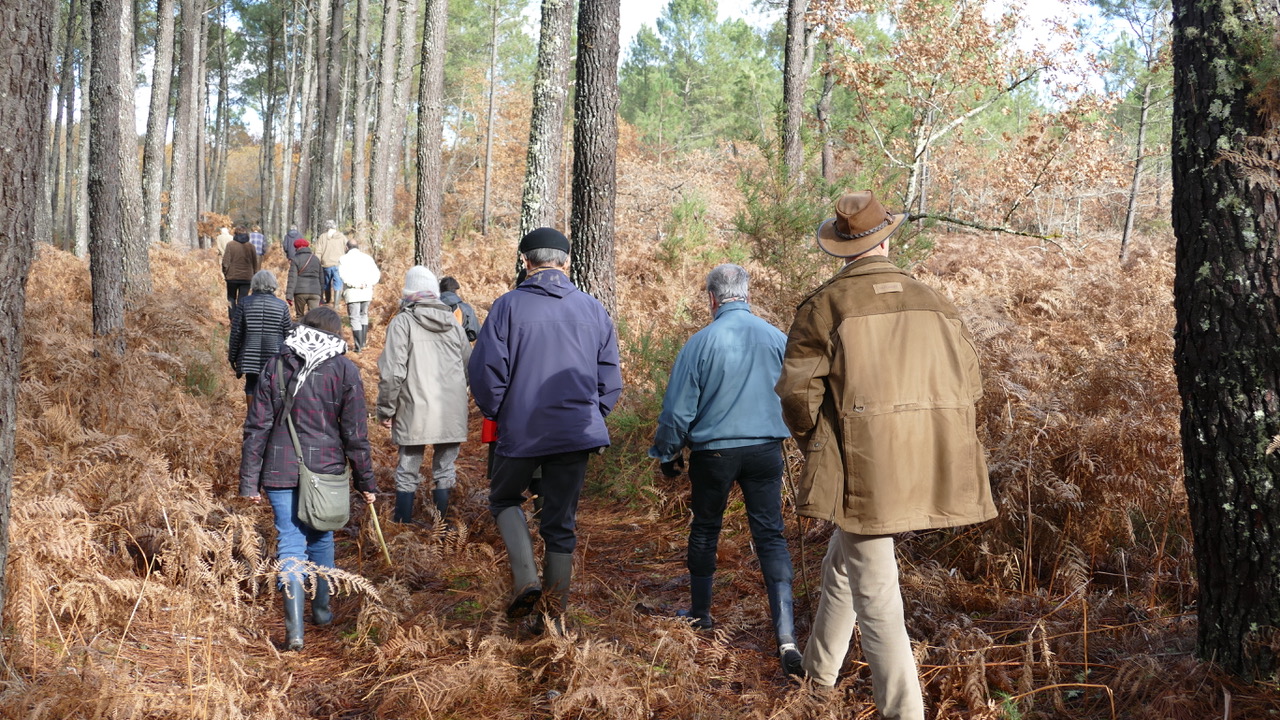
[239,306,376,651]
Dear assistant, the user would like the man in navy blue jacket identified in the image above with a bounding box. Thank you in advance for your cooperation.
[649,263,802,677]
[469,227,623,626]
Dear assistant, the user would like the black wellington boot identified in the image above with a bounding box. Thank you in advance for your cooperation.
[677,574,715,630]
[312,576,333,626]
[283,580,306,651]
[432,487,451,523]
[768,580,803,677]
[533,551,573,635]
[393,491,416,523]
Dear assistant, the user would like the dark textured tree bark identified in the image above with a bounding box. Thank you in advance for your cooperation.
[413,0,448,269]
[367,0,401,238]
[311,0,344,226]
[781,0,807,180]
[1171,0,1280,680]
[168,0,201,247]
[350,0,370,230]
[0,0,53,620]
[518,0,573,241]
[143,0,176,249]
[89,0,139,344]
[569,0,620,316]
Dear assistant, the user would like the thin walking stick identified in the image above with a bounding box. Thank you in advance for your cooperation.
[367,503,393,567]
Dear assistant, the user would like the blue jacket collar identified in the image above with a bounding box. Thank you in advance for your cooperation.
[713,300,750,320]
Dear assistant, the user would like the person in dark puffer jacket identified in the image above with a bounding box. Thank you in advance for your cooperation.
[239,306,376,652]
[287,238,323,319]
[229,270,294,398]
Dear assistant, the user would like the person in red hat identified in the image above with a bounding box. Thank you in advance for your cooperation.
[286,238,323,319]
[776,190,997,718]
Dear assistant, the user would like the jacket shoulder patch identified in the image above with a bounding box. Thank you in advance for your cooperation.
[873,282,904,294]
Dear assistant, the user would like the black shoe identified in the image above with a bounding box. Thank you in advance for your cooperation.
[507,584,543,619]
[779,644,804,677]
[676,608,714,630]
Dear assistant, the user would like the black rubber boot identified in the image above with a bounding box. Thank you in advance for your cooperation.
[768,580,803,677]
[393,491,415,523]
[283,580,306,651]
[312,576,332,626]
[678,574,714,630]
[495,506,542,618]
[432,487,451,521]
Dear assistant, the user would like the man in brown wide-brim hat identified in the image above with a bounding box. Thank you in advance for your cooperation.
[777,190,997,718]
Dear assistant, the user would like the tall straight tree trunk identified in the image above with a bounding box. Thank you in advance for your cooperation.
[519,0,572,241]
[816,39,834,185]
[143,0,176,248]
[278,3,299,234]
[480,0,498,236]
[195,5,209,234]
[1171,0,1280,681]
[50,0,81,248]
[569,0,620,316]
[334,28,353,222]
[310,0,341,227]
[88,0,137,346]
[212,2,230,212]
[168,0,200,247]
[292,4,317,231]
[367,0,401,238]
[260,29,278,229]
[780,0,807,181]
[74,41,90,257]
[1119,79,1153,262]
[413,0,448,269]
[350,0,370,231]
[0,0,54,624]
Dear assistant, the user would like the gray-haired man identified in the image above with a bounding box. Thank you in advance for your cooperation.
[649,264,802,677]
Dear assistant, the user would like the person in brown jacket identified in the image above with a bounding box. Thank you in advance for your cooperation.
[222,230,261,319]
[313,220,348,305]
[776,190,996,719]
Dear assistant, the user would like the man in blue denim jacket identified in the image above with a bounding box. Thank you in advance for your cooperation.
[649,264,802,677]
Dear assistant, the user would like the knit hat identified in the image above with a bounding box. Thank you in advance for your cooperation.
[403,265,439,297]
[518,227,570,254]
[294,238,310,249]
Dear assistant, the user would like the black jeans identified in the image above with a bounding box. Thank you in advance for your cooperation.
[489,451,591,555]
[687,441,794,586]
[226,280,251,314]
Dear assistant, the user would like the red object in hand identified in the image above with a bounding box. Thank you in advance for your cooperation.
[481,418,499,443]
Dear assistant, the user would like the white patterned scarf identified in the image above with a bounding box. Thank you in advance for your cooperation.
[283,325,347,389]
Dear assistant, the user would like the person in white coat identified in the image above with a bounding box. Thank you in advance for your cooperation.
[376,266,472,525]
[337,238,381,352]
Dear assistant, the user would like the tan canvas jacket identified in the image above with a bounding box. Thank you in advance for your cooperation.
[776,256,997,535]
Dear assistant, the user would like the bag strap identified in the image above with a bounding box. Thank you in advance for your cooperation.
[276,357,308,468]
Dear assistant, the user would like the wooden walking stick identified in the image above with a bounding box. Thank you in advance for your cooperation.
[367,503,393,567]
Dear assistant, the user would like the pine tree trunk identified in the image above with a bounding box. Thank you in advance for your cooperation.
[168,0,200,247]
[0,0,53,625]
[143,0,176,249]
[292,5,317,231]
[351,0,370,231]
[781,0,807,181]
[74,35,90,257]
[1119,79,1152,262]
[310,0,342,227]
[518,0,573,240]
[50,0,81,248]
[88,0,135,347]
[413,0,448,269]
[569,0,620,316]
[480,0,498,236]
[196,7,209,228]
[1171,0,1280,681]
[816,39,834,185]
[279,4,299,234]
[213,2,230,213]
[261,30,278,230]
[61,59,82,252]
[367,0,401,240]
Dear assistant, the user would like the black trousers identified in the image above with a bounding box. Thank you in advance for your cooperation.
[489,451,591,554]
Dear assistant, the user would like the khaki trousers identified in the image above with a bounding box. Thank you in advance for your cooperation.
[803,530,924,720]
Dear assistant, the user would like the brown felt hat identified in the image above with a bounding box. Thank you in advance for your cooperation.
[815,190,907,258]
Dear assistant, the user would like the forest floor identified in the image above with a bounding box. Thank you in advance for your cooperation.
[9,199,1280,718]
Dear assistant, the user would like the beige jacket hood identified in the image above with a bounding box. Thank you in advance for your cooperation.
[776,256,996,535]
[375,302,472,445]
